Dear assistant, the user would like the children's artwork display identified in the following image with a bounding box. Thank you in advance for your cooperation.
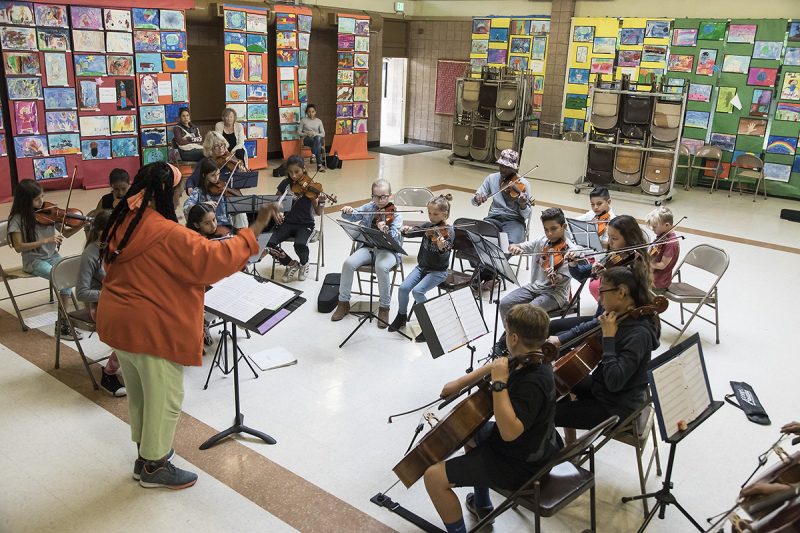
[224,4,270,168]
[335,13,369,136]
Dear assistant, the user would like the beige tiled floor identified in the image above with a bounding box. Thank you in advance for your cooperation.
[1,149,799,532]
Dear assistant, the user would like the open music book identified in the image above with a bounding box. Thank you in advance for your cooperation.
[415,287,489,358]
[205,271,297,325]
[649,335,713,442]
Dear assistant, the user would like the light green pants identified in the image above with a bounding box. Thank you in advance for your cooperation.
[115,349,184,461]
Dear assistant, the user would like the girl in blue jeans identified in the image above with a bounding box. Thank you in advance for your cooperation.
[389,194,455,342]
[7,180,82,339]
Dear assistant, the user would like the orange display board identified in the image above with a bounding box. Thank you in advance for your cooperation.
[332,13,372,160]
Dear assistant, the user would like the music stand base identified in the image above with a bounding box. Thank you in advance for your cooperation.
[199,413,276,450]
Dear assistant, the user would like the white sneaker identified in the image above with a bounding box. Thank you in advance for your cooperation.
[282,262,299,282]
[297,263,309,281]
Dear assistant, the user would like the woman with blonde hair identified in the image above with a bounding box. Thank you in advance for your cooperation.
[215,107,246,163]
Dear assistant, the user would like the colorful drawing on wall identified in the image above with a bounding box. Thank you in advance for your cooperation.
[7,77,42,100]
[43,88,76,109]
[780,72,800,100]
[79,115,110,137]
[14,101,38,134]
[141,127,167,146]
[170,73,188,102]
[354,53,368,69]
[471,39,488,54]
[335,103,352,118]
[134,30,160,52]
[572,26,594,42]
[107,31,133,53]
[107,55,133,76]
[0,2,34,25]
[74,55,106,76]
[228,53,246,82]
[140,105,166,126]
[72,29,105,52]
[789,23,800,42]
[247,12,267,33]
[568,68,589,84]
[510,37,530,54]
[41,53,67,86]
[617,50,641,67]
[775,102,800,121]
[14,136,48,157]
[574,46,588,64]
[110,136,137,157]
[564,118,584,132]
[3,51,40,75]
[224,31,246,51]
[248,55,262,81]
[160,10,184,31]
[737,117,768,136]
[37,28,70,51]
[709,132,736,152]
[727,24,757,44]
[298,50,308,67]
[763,162,791,182]
[248,103,268,121]
[297,14,311,33]
[766,135,797,155]
[721,55,750,75]
[716,87,737,113]
[81,139,111,159]
[246,122,267,139]
[509,20,530,35]
[592,37,616,55]
[275,12,295,31]
[642,45,667,63]
[336,85,353,101]
[685,111,710,129]
[672,28,697,47]
[590,58,614,75]
[277,31,296,49]
[353,86,368,101]
[355,36,369,52]
[224,9,246,30]
[70,7,101,30]
[565,93,588,110]
[247,84,266,101]
[247,34,266,53]
[0,27,37,50]
[487,49,507,65]
[33,157,68,180]
[279,80,296,103]
[785,47,800,66]
[48,133,80,155]
[104,9,131,31]
[115,79,134,110]
[751,41,783,61]
[135,53,161,72]
[688,83,712,102]
[355,19,369,36]
[697,20,726,41]
[695,49,717,76]
[620,28,644,46]
[335,119,352,134]
[667,54,694,73]
[164,104,183,124]
[508,56,527,71]
[747,67,778,87]
[353,103,367,118]
[645,20,670,38]
[337,69,354,85]
[142,147,167,164]
[472,19,489,34]
[132,8,159,30]
[530,37,546,61]
[46,111,79,133]
[750,89,772,116]
[139,74,159,104]
[277,106,298,123]
[161,32,186,52]
[278,50,298,67]
[35,4,68,27]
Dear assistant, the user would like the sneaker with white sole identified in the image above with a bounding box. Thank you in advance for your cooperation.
[56,321,83,341]
[101,372,126,397]
[139,459,197,489]
[297,263,309,281]
[133,448,175,481]
[282,261,299,282]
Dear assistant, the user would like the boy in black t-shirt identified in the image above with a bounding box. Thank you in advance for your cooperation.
[267,155,325,282]
[424,305,560,532]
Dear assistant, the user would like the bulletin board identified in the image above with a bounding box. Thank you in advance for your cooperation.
[221,4,268,170]
[329,12,371,160]
[274,5,311,160]
[0,90,9,202]
[434,59,468,115]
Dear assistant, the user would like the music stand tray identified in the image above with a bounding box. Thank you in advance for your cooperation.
[200,272,305,450]
[226,194,294,215]
[230,171,259,190]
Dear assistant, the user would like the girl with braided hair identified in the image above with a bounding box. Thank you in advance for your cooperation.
[96,162,278,490]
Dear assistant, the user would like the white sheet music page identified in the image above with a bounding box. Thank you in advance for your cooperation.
[424,295,467,352]
[206,272,295,323]
[651,343,711,439]
[450,288,488,344]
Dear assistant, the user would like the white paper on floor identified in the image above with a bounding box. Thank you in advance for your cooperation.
[24,311,59,329]
[249,347,298,372]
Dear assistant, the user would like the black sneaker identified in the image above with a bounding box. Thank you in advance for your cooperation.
[465,492,495,525]
[139,459,197,489]
[57,321,83,341]
[388,313,407,332]
[100,372,127,397]
[133,449,175,481]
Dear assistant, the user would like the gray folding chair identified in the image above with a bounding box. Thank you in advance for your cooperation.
[729,153,767,201]
[269,211,325,281]
[394,187,433,247]
[662,244,729,346]
[690,145,723,193]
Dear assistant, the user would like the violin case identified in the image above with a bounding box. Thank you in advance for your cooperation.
[495,83,518,122]
[470,123,492,162]
[318,273,341,313]
[461,79,481,111]
[452,123,471,158]
[494,129,515,160]
[641,150,674,196]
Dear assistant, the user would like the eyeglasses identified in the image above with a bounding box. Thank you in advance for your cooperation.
[372,194,390,201]
[213,144,226,150]
[598,286,619,294]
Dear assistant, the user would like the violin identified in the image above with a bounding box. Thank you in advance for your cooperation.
[34,201,91,229]
[540,239,568,283]
[501,176,534,207]
[542,296,668,398]
[290,172,338,203]
[595,211,611,236]
[207,180,242,197]
[208,224,234,240]
[373,203,397,228]
[215,153,240,173]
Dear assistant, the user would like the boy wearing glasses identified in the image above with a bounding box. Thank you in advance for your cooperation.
[332,179,403,327]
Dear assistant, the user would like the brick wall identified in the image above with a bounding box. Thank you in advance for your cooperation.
[541,0,576,126]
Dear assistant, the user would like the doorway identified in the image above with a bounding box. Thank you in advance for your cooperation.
[380,57,407,146]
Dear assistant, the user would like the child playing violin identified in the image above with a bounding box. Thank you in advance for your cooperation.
[574,186,616,245]
[424,304,560,532]
[183,158,241,233]
[7,180,82,340]
[645,206,679,294]
[471,149,532,245]
[97,168,131,210]
[267,155,325,282]
[186,202,232,240]
[388,194,455,342]
[332,178,403,327]
[76,208,125,396]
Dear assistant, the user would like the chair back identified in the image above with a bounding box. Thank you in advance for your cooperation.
[733,153,764,171]
[50,255,81,293]
[553,416,619,466]
[678,143,690,158]
[681,244,729,278]
[562,131,584,142]
[0,220,10,248]
[694,144,721,161]
[394,187,434,208]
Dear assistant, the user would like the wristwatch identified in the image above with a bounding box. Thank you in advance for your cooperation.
[490,381,508,392]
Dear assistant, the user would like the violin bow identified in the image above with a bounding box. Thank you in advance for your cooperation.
[402,222,478,235]
[214,161,240,205]
[53,167,78,250]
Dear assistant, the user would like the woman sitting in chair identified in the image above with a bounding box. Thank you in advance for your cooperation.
[172,108,204,162]
[215,107,247,164]
[186,131,256,195]
[299,104,326,172]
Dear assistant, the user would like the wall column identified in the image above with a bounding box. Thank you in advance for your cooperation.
[541,0,575,127]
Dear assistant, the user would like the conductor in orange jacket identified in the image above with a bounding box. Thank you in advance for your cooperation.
[97,162,277,490]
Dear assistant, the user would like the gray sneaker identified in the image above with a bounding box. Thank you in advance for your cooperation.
[297,263,309,281]
[133,448,175,481]
[282,261,299,283]
[139,459,197,490]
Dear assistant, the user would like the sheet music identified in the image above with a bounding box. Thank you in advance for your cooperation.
[650,343,711,440]
[450,288,488,343]
[205,272,296,323]
[424,296,467,352]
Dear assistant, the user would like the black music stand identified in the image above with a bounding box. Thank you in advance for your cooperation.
[203,319,258,389]
[567,218,604,252]
[622,333,723,532]
[226,194,294,217]
[335,220,410,347]
[200,272,304,450]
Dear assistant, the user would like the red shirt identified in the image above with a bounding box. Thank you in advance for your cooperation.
[652,230,679,289]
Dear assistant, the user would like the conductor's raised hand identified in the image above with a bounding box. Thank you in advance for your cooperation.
[249,202,279,234]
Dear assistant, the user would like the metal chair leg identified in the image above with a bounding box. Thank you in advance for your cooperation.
[3,276,29,332]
